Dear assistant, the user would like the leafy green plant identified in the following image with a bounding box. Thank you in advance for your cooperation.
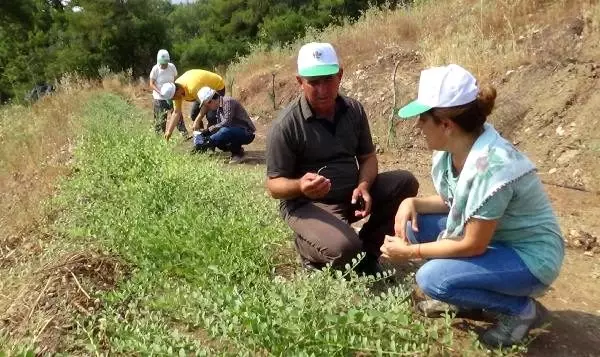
[50,93,478,354]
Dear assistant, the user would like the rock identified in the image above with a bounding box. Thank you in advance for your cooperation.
[556,126,565,136]
[557,149,579,165]
[572,169,582,177]
[569,229,581,238]
[548,168,558,174]
[584,251,594,257]
[538,132,545,138]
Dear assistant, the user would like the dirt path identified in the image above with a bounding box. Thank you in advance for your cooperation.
[237,119,600,356]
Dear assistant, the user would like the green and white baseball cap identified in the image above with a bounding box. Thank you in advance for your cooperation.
[297,42,340,77]
[398,64,479,119]
[157,49,170,65]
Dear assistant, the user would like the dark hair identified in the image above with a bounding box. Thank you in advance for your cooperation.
[174,83,183,91]
[211,92,220,100]
[430,84,497,133]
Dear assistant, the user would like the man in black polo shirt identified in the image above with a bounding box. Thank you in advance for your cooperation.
[266,42,419,274]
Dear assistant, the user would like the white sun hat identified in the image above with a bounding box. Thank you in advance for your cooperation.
[398,64,478,118]
[160,82,176,99]
[197,86,217,104]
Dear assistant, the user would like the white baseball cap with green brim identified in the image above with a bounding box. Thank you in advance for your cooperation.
[297,42,340,77]
[157,49,170,65]
[398,64,479,119]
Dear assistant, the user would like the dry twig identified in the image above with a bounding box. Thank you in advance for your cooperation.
[28,277,53,321]
[69,269,91,300]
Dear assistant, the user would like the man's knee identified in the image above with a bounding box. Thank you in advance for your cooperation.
[394,170,419,197]
[296,232,362,267]
[375,170,419,199]
[326,237,362,266]
[416,260,453,300]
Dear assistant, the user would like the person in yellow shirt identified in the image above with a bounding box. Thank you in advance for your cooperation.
[162,69,226,140]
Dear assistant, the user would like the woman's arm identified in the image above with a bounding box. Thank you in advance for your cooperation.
[394,195,449,240]
[413,195,449,213]
[382,218,497,261]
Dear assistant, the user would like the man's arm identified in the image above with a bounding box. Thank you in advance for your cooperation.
[267,174,330,200]
[356,152,378,190]
[192,105,208,131]
[266,177,302,199]
[149,79,161,94]
[211,98,234,131]
[165,108,183,140]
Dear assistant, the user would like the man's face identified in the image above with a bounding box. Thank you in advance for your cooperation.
[296,69,343,113]
[205,98,219,111]
[173,86,185,99]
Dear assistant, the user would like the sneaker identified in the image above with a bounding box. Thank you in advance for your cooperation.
[417,299,460,317]
[480,300,548,348]
[229,153,245,164]
[416,299,485,319]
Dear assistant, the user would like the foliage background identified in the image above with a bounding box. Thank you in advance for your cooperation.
[0,0,403,103]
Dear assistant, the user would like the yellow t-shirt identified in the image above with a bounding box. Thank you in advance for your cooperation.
[174,70,225,110]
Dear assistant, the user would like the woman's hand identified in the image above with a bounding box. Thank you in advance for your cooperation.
[394,198,419,241]
[380,235,417,262]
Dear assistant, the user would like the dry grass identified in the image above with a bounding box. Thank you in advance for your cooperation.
[227,0,591,115]
[1,251,125,353]
[0,74,137,353]
[0,74,91,269]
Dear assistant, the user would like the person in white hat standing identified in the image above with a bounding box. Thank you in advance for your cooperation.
[381,64,564,348]
[265,42,419,275]
[149,49,188,137]
[192,86,256,164]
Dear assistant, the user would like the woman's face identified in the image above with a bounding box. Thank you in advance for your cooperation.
[415,112,448,151]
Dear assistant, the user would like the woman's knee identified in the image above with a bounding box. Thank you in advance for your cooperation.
[416,260,453,300]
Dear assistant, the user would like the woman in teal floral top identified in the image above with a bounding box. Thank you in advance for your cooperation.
[381,64,564,348]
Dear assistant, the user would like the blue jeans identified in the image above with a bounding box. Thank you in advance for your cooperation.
[210,127,254,155]
[408,214,547,315]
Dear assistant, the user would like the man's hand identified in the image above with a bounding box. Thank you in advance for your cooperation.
[299,172,331,199]
[208,125,219,134]
[380,235,416,262]
[164,131,172,141]
[351,184,372,218]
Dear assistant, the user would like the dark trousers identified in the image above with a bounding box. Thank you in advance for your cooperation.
[209,127,255,155]
[285,170,419,268]
[153,99,186,134]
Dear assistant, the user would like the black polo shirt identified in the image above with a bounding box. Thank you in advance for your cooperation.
[266,94,375,213]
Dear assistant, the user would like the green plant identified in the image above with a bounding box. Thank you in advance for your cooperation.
[43,93,483,354]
